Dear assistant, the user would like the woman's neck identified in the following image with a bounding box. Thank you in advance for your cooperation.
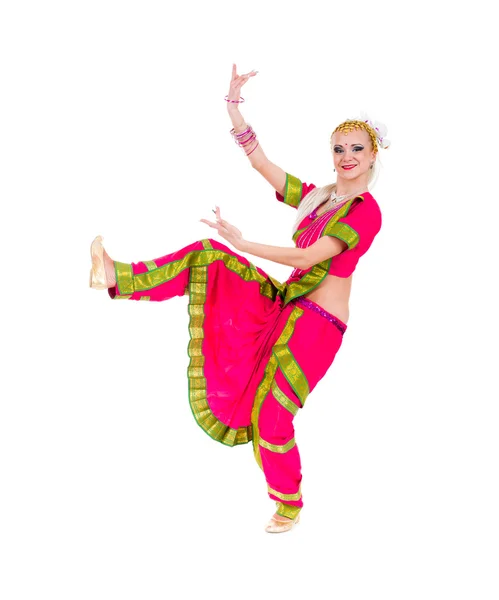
[335,176,369,197]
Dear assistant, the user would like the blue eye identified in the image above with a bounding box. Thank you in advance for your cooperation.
[353,146,364,152]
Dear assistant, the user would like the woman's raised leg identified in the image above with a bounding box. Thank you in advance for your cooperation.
[108,239,208,301]
[90,236,222,302]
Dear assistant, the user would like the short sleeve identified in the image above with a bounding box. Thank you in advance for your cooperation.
[323,197,382,253]
[276,173,316,209]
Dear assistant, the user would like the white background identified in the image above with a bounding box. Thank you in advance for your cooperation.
[1,1,498,599]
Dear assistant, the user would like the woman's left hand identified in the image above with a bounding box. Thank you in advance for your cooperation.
[200,206,245,250]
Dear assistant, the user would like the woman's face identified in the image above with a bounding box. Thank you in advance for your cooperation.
[331,128,376,182]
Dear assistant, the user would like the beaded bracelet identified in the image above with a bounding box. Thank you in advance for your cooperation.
[225,95,245,103]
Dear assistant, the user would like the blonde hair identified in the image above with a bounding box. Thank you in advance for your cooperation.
[291,121,382,236]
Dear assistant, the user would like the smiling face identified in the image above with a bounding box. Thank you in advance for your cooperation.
[331,127,376,182]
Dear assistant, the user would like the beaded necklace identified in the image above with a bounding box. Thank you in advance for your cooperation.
[308,189,366,220]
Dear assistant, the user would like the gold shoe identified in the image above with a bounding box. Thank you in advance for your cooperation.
[264,513,300,534]
[89,235,108,290]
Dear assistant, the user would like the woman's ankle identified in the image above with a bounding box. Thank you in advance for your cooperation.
[273,512,292,521]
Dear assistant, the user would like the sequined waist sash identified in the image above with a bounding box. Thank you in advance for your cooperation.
[295,296,347,335]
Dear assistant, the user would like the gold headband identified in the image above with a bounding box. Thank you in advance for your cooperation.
[331,120,379,154]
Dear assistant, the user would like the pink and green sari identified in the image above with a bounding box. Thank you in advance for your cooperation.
[108,172,381,519]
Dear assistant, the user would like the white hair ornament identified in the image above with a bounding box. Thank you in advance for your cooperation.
[357,110,391,150]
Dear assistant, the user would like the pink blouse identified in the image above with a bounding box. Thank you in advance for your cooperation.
[276,173,382,279]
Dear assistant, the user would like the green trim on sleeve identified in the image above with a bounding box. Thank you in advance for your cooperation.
[283,173,302,208]
[323,221,360,250]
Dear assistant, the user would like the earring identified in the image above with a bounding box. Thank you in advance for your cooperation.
[333,168,336,172]
[370,164,374,169]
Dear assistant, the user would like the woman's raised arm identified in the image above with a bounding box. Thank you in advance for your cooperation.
[227,64,286,197]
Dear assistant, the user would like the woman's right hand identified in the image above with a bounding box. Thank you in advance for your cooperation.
[227,64,258,107]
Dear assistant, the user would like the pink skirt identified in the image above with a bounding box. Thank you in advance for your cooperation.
[109,238,347,449]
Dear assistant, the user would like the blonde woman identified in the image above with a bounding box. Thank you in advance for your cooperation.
[90,64,389,533]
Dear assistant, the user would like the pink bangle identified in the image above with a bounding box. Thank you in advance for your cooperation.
[230,124,259,157]
[231,126,252,138]
[235,130,255,143]
[246,141,260,156]
[239,133,256,147]
[231,128,255,147]
[235,131,252,140]
[225,95,245,104]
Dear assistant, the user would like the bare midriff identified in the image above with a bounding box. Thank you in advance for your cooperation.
[303,273,352,324]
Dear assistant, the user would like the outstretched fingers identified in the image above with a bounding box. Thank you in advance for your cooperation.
[231,67,257,88]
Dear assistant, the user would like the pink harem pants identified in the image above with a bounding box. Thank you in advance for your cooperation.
[109,238,347,520]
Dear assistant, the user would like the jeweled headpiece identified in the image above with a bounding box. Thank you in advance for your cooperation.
[331,112,390,154]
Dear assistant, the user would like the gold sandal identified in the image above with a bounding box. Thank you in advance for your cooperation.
[264,513,300,534]
[89,235,108,290]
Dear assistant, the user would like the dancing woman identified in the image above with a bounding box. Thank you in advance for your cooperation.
[89,64,389,533]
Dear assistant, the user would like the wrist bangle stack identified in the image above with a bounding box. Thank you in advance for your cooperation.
[230,124,260,156]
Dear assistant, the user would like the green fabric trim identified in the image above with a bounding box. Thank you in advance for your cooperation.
[186,262,252,447]
[292,223,310,243]
[284,172,289,198]
[319,195,364,254]
[272,345,310,406]
[284,173,302,208]
[283,264,328,306]
[143,260,157,271]
[251,307,304,469]
[112,234,350,309]
[323,222,359,250]
[284,197,364,303]
[292,194,363,243]
[132,247,287,302]
[114,261,134,296]
[259,436,296,454]
[276,503,301,519]
[271,379,300,415]
[268,484,302,502]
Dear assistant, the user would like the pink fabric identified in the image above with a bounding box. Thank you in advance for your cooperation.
[276,179,382,278]
[109,238,346,509]
[326,195,382,277]
[111,239,284,429]
[108,177,381,509]
[258,302,345,508]
[287,200,351,284]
